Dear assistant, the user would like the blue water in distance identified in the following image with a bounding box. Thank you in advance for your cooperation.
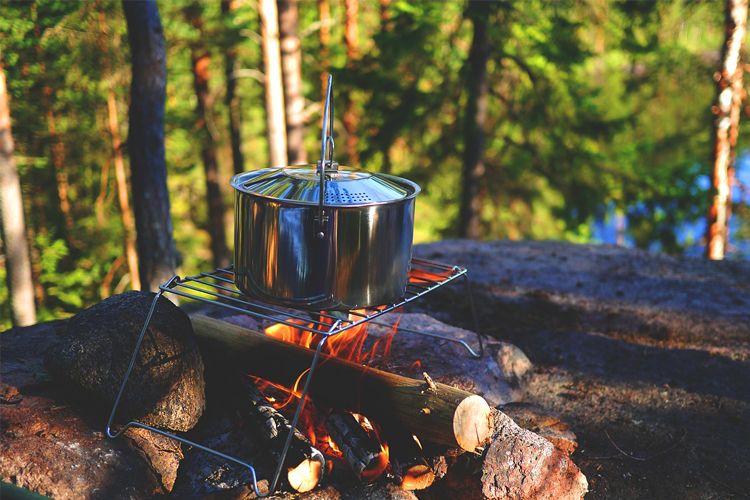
[592,151,750,259]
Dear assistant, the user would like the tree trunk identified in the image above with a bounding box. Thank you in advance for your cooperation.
[318,0,330,100]
[707,0,748,260]
[98,12,140,291]
[259,0,288,167]
[222,0,245,175]
[278,0,307,165]
[343,0,360,165]
[122,0,178,291]
[459,1,491,240]
[187,7,230,269]
[44,105,76,243]
[107,91,142,290]
[0,64,37,326]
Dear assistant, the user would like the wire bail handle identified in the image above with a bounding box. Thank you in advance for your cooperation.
[316,74,336,238]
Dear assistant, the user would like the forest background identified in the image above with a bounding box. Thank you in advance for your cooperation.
[1,0,749,329]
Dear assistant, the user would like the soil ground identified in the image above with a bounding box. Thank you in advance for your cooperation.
[413,240,750,500]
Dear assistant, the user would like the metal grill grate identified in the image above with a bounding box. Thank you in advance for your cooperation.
[164,258,467,337]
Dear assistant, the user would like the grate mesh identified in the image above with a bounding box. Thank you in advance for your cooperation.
[160,258,465,337]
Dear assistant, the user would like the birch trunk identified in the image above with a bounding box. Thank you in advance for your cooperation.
[0,64,37,326]
[259,0,288,167]
[122,0,178,291]
[278,0,307,164]
[707,0,748,260]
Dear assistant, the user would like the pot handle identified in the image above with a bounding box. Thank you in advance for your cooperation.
[316,74,335,238]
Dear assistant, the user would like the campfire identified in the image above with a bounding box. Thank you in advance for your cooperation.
[186,263,492,493]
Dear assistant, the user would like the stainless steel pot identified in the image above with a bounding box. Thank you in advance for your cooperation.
[231,165,419,310]
[231,75,420,310]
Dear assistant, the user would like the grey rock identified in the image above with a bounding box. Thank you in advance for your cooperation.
[46,291,205,432]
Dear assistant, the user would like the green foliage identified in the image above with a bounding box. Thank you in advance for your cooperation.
[0,0,748,329]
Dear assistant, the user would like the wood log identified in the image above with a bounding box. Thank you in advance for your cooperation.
[189,314,493,453]
[325,411,387,482]
[386,428,435,491]
[239,378,323,493]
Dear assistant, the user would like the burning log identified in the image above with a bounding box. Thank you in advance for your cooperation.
[239,378,324,493]
[190,314,493,453]
[325,411,388,482]
[386,429,436,491]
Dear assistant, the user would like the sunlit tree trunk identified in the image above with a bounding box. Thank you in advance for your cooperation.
[0,64,37,326]
[188,6,230,269]
[459,1,490,240]
[343,0,359,165]
[106,90,141,290]
[123,0,178,291]
[318,0,330,100]
[259,0,288,167]
[99,13,141,291]
[278,0,307,165]
[707,0,748,260]
[222,0,245,175]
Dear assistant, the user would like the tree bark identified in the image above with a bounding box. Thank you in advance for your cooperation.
[98,12,140,291]
[707,0,748,260]
[278,0,307,165]
[343,0,360,165]
[0,64,37,326]
[187,6,230,269]
[259,0,288,167]
[190,314,494,453]
[122,0,178,291]
[222,0,245,175]
[107,89,141,291]
[459,1,491,240]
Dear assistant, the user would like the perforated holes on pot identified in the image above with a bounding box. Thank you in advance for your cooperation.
[325,190,373,204]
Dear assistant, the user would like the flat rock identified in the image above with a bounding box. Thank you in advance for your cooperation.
[46,291,206,432]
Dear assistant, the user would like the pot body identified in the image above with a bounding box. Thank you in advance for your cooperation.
[233,191,416,310]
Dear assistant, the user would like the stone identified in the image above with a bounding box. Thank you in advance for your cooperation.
[500,402,578,455]
[45,291,205,432]
[0,321,164,498]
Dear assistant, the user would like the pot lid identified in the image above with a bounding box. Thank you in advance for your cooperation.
[231,165,420,206]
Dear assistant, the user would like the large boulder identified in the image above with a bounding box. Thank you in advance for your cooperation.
[46,291,205,432]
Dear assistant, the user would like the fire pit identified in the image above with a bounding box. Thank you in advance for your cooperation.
[106,258,485,495]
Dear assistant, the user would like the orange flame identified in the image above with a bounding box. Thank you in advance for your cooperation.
[255,304,412,480]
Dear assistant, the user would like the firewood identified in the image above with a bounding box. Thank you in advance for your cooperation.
[386,428,435,491]
[239,378,323,493]
[189,314,493,453]
[325,411,387,482]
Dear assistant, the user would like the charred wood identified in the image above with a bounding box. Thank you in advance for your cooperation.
[325,411,386,482]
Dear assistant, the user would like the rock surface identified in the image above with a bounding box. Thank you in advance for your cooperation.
[413,239,750,498]
[0,321,164,498]
[46,291,206,432]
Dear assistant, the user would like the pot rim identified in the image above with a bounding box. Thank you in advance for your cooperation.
[231,169,421,208]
